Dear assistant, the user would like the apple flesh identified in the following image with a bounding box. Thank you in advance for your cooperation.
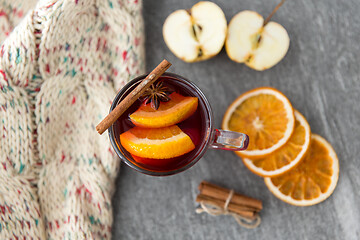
[163,1,227,63]
[226,11,290,71]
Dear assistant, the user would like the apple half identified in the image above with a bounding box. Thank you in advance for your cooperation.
[226,11,290,71]
[162,1,227,63]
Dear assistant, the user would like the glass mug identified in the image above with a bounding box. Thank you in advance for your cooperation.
[109,73,249,176]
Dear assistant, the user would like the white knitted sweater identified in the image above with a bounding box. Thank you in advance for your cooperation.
[0,0,145,238]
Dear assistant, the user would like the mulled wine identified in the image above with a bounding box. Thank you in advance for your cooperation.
[112,73,212,175]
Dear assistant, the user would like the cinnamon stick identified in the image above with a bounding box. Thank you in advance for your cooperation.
[96,59,172,135]
[198,181,262,211]
[196,194,257,219]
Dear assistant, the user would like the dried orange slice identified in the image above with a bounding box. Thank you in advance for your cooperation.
[130,93,198,128]
[264,134,339,206]
[222,87,295,158]
[120,125,195,159]
[242,110,311,177]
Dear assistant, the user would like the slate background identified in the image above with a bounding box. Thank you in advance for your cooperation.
[112,0,360,239]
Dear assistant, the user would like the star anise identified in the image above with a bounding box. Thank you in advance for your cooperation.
[141,81,173,110]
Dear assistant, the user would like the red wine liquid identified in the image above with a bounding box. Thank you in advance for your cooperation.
[113,75,209,173]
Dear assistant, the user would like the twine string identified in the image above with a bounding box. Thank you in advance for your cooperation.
[196,190,261,229]
[224,189,234,211]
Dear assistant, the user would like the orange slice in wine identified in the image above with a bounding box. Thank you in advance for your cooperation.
[130,92,198,128]
[120,125,195,159]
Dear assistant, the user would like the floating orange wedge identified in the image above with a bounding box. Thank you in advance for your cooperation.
[120,125,195,159]
[264,134,339,206]
[222,87,295,159]
[242,110,311,177]
[130,92,198,128]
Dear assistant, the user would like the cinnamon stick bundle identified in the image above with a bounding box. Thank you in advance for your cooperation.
[196,181,262,219]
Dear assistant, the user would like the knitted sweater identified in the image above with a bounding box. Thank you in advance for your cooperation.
[0,0,145,239]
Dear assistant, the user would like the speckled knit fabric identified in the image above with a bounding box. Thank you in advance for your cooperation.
[0,0,145,239]
[0,0,39,40]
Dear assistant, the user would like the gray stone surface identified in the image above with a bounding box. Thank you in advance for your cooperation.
[112,0,360,239]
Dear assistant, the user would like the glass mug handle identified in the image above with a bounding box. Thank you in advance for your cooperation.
[210,129,249,151]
